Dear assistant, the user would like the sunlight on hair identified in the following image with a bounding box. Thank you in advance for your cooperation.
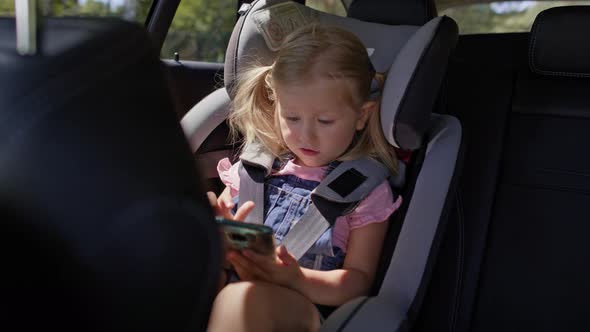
[229,24,398,175]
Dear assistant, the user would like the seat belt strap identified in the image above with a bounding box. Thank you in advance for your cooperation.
[313,158,390,205]
[236,142,391,260]
[282,159,390,260]
[280,205,330,260]
[237,141,275,225]
[237,162,265,225]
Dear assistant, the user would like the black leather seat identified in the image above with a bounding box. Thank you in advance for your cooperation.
[416,6,590,332]
[0,17,220,331]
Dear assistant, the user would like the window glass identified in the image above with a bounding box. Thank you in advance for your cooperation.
[438,1,590,34]
[0,2,13,17]
[161,0,237,62]
[306,0,347,16]
[0,0,152,24]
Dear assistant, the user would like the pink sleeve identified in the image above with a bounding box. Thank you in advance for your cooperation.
[217,158,240,197]
[347,181,402,230]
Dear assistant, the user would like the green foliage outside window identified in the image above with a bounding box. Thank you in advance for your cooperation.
[161,0,347,63]
[0,2,14,16]
[7,1,588,61]
[306,0,347,16]
[161,0,236,63]
[0,0,151,25]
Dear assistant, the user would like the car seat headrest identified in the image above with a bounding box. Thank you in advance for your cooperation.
[348,0,437,26]
[529,6,590,78]
[224,0,457,150]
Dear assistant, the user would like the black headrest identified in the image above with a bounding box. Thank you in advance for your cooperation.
[0,17,220,331]
[529,6,590,77]
[348,0,437,26]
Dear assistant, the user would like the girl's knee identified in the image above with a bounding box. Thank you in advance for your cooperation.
[217,281,258,301]
[209,282,272,331]
[211,281,320,332]
[212,281,271,318]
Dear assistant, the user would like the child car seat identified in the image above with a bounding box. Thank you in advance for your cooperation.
[181,0,461,330]
[0,12,220,332]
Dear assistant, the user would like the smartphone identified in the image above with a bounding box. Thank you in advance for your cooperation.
[215,217,275,256]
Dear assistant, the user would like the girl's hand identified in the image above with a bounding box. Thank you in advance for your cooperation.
[206,190,255,222]
[227,245,304,290]
[208,190,255,274]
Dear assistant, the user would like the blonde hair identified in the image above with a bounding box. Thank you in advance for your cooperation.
[229,24,397,175]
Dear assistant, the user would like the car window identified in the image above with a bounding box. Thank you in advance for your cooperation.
[306,0,347,16]
[161,0,237,62]
[0,1,152,24]
[159,0,346,63]
[437,1,590,34]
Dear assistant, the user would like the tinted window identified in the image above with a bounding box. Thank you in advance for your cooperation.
[306,0,347,16]
[1,0,152,24]
[161,0,237,62]
[438,1,590,34]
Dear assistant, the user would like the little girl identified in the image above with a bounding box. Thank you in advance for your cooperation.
[207,24,402,331]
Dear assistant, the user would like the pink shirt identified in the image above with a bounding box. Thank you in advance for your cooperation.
[217,158,402,252]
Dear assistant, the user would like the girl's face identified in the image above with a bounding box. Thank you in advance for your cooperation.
[275,78,375,167]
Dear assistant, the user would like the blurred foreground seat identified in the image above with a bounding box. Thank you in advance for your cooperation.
[0,17,220,332]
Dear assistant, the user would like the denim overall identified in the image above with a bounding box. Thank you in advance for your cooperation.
[232,160,346,271]
[263,174,346,270]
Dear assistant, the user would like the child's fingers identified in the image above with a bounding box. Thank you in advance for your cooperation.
[207,191,222,216]
[238,251,269,277]
[217,187,233,207]
[217,199,235,220]
[233,201,255,221]
[208,191,236,220]
[230,260,252,281]
[276,245,297,266]
[207,191,218,206]
[219,196,235,210]
[228,252,263,280]
[242,249,275,270]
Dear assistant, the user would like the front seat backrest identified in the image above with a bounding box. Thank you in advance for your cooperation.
[0,17,220,332]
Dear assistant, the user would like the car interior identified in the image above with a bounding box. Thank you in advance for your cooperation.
[1,0,589,331]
